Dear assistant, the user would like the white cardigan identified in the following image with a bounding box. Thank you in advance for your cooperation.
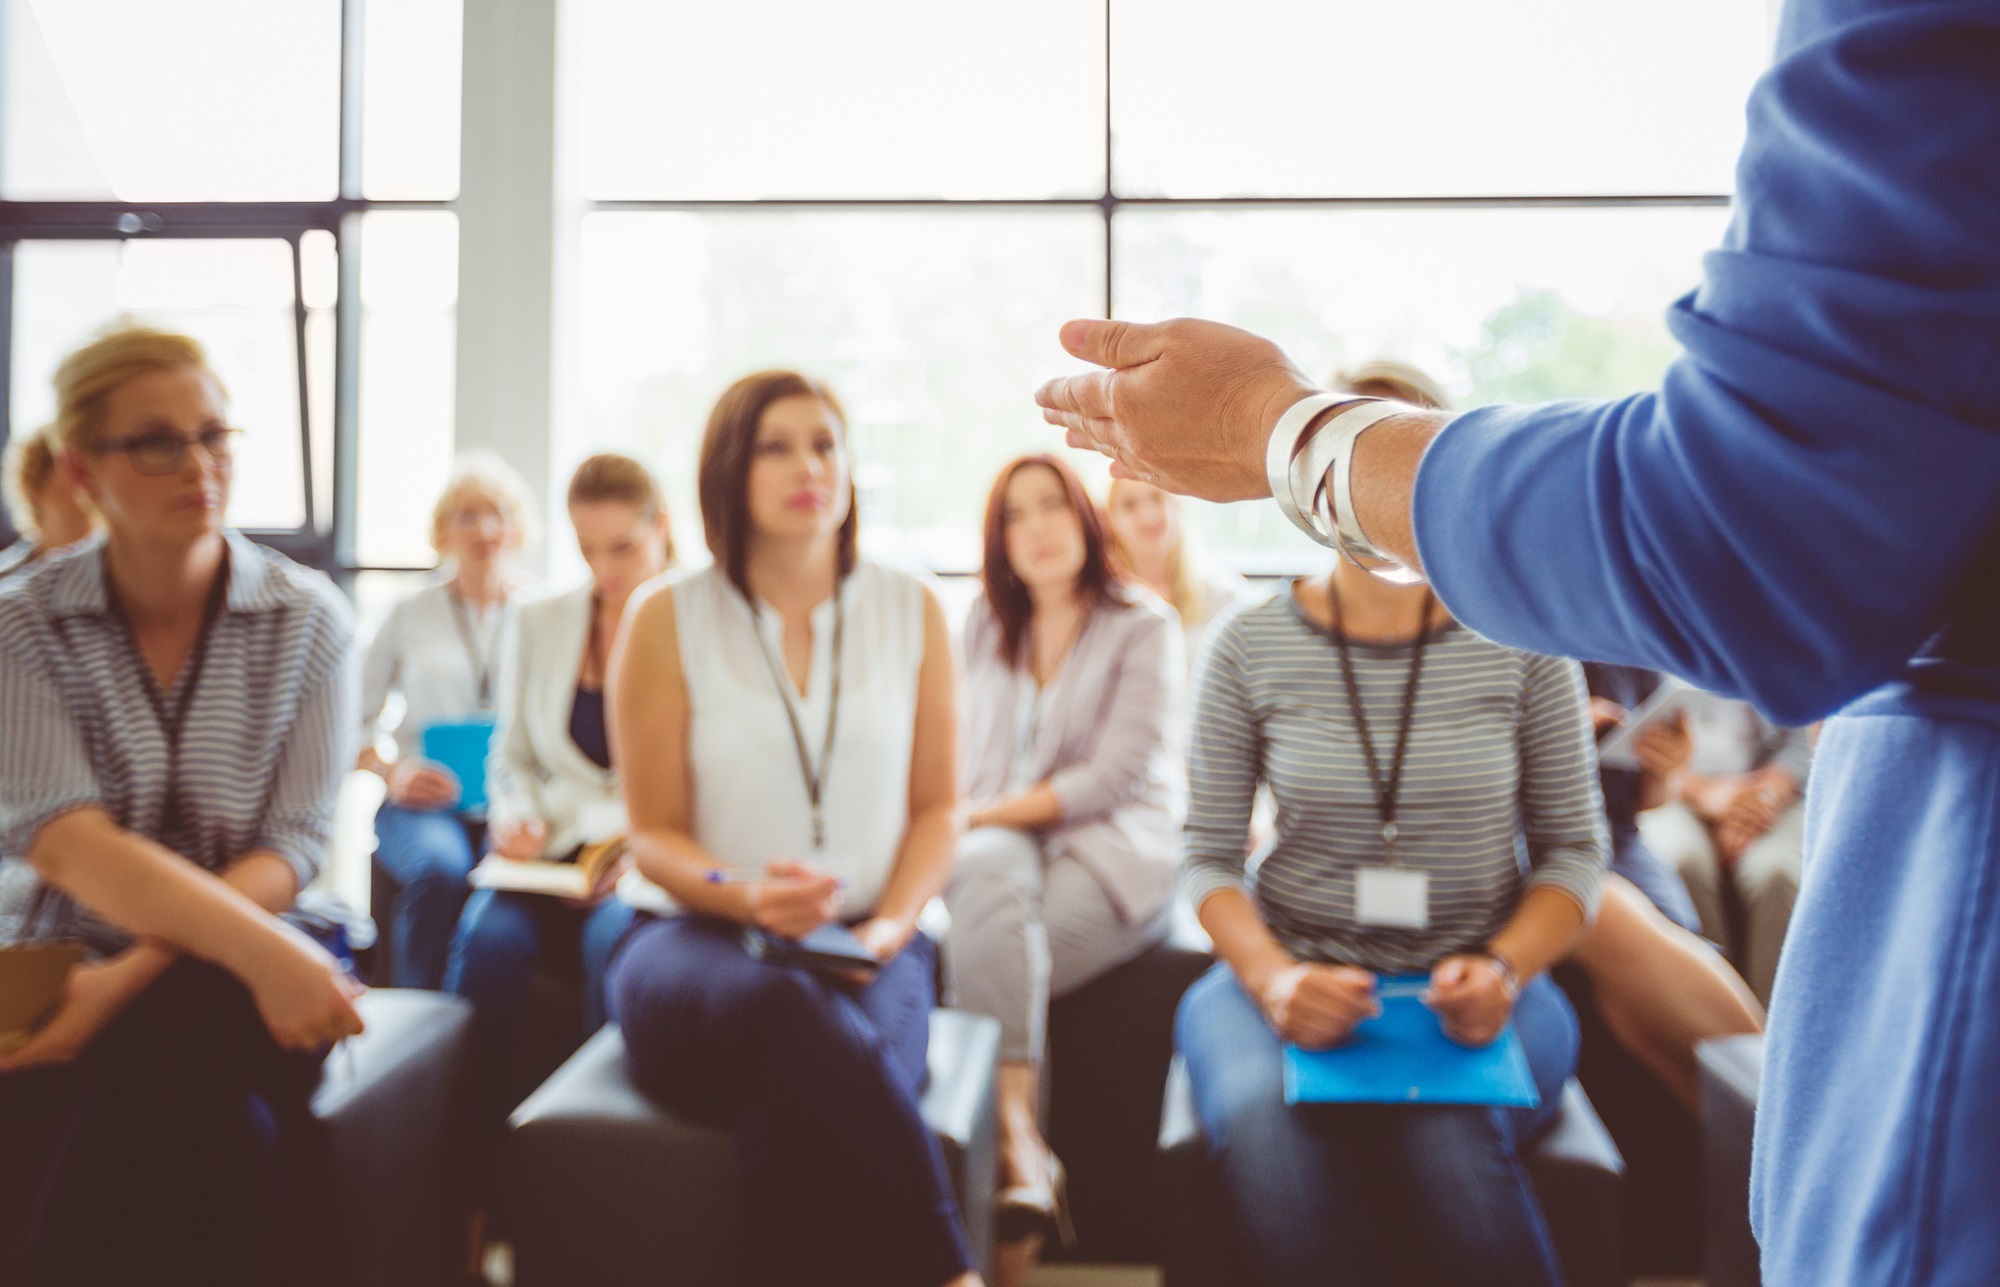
[486,583,625,858]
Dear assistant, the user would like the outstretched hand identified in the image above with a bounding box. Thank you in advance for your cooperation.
[1034,318,1319,501]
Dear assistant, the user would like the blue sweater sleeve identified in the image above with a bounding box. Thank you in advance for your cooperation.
[1412,0,2000,727]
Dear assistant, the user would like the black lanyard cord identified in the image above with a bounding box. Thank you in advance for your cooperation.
[103,551,232,841]
[447,585,502,710]
[1320,581,1434,851]
[753,585,846,853]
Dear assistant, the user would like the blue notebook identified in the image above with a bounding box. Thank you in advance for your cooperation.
[1282,977,1540,1108]
[420,717,497,816]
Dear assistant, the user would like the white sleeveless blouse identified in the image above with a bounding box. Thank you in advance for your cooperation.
[622,560,928,918]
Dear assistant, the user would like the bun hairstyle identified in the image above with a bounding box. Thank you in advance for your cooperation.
[2,430,60,539]
[697,370,857,599]
[567,452,676,566]
[1330,359,1452,412]
[48,324,221,456]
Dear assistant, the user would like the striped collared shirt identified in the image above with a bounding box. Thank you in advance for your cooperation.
[1181,590,1607,974]
[0,531,355,956]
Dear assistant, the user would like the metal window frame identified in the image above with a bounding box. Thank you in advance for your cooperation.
[0,0,1734,569]
[0,0,453,582]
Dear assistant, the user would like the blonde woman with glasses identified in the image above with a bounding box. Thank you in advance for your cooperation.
[0,326,361,1284]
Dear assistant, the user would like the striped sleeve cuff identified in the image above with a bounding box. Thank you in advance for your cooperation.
[1527,850,1606,921]
[1179,858,1251,917]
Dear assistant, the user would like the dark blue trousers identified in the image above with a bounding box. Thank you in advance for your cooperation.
[0,960,328,1287]
[373,802,479,989]
[609,915,973,1287]
[1178,964,1576,1287]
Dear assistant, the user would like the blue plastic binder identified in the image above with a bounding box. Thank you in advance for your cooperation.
[1282,977,1540,1108]
[420,717,497,816]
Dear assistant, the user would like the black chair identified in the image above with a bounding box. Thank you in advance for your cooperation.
[1557,961,1705,1277]
[1698,1033,1764,1287]
[314,989,474,1287]
[1043,938,1215,1264]
[500,1012,1001,1286]
[1158,1059,1627,1287]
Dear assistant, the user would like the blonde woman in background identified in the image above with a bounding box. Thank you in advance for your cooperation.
[1104,477,1254,671]
[1335,361,1762,1107]
[358,454,533,988]
[0,428,97,579]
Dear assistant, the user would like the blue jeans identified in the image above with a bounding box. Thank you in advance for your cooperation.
[372,802,479,989]
[609,916,973,1287]
[1177,963,1576,1287]
[444,890,636,1156]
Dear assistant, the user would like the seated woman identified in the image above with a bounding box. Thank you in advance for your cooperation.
[609,371,980,1287]
[444,454,674,1146]
[1177,545,1603,1287]
[948,454,1182,1280]
[1,426,97,580]
[1637,697,1812,1006]
[1103,475,1253,670]
[1330,362,1762,1109]
[0,327,364,1284]
[358,454,531,988]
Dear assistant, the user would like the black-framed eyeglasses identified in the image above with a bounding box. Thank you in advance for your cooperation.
[93,426,244,477]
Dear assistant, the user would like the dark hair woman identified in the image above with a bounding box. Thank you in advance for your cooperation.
[948,453,1184,1286]
[606,372,981,1287]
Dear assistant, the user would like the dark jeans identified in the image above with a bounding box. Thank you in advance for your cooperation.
[443,889,635,1161]
[1176,963,1576,1287]
[0,960,329,1287]
[373,801,480,989]
[609,915,973,1287]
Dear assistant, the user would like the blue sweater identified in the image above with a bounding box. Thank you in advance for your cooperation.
[1409,1,2000,1282]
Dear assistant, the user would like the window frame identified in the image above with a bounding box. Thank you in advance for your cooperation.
[574,1,1735,574]
[0,0,453,581]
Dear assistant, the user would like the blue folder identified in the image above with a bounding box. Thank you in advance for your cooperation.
[420,717,497,816]
[1282,977,1540,1108]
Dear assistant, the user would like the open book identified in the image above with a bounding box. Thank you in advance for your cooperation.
[469,836,629,899]
[0,942,85,1056]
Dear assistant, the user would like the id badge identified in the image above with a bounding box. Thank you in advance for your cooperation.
[1355,867,1429,930]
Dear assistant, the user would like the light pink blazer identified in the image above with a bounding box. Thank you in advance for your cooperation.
[959,588,1186,924]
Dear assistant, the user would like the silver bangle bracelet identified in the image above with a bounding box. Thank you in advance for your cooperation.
[1263,392,1350,539]
[1313,401,1428,585]
[1265,393,1427,585]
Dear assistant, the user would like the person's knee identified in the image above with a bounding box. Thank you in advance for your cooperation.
[949,829,1041,907]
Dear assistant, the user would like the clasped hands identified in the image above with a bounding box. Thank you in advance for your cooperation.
[745,858,911,976]
[1256,953,1517,1052]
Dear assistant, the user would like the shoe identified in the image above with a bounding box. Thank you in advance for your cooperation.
[995,1151,1077,1249]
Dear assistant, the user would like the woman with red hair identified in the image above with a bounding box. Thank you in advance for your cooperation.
[948,453,1184,1284]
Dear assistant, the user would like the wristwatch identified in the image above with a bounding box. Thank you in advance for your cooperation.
[1480,949,1522,999]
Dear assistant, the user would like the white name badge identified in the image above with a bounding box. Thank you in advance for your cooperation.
[1355,867,1430,930]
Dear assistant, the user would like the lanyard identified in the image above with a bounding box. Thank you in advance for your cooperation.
[103,553,231,847]
[753,587,845,853]
[1317,582,1433,856]
[446,586,501,711]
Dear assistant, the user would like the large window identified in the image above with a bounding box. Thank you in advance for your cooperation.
[0,0,462,568]
[568,0,1768,573]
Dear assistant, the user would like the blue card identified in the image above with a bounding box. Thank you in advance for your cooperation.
[1282,976,1540,1108]
[420,717,497,816]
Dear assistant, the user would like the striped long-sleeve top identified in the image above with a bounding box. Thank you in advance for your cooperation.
[0,531,355,958]
[1181,589,1606,973]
